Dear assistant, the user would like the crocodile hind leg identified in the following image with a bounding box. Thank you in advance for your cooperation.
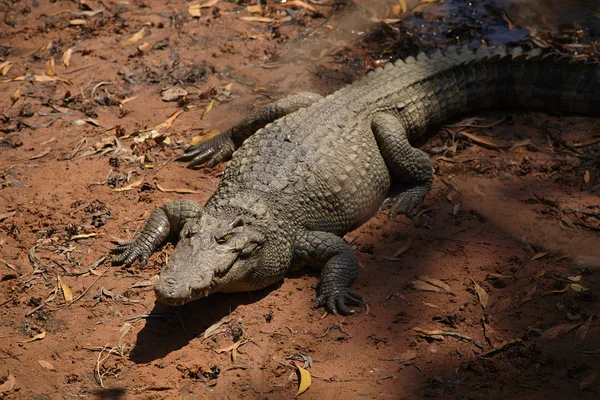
[372,112,433,217]
[112,200,204,267]
[295,231,364,315]
[177,92,323,168]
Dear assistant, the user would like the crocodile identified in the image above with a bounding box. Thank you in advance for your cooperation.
[113,45,600,315]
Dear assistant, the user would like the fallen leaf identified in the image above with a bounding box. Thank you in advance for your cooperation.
[156,183,200,194]
[46,58,56,76]
[155,109,184,129]
[398,0,408,14]
[422,302,439,308]
[62,48,73,67]
[203,319,229,339]
[368,17,401,24]
[410,280,440,292]
[392,238,411,258]
[38,360,56,370]
[224,82,233,91]
[542,285,569,296]
[58,275,73,302]
[275,0,317,12]
[574,315,593,347]
[10,88,20,106]
[530,252,548,261]
[203,100,214,116]
[69,19,88,25]
[189,3,202,17]
[0,61,14,76]
[398,349,417,364]
[457,130,502,150]
[215,339,247,354]
[539,322,582,342]
[3,75,72,85]
[247,5,262,13]
[470,277,489,309]
[138,42,151,52]
[18,330,46,344]
[418,275,451,292]
[580,371,599,391]
[584,170,590,184]
[120,28,146,47]
[189,129,220,146]
[35,41,53,59]
[568,275,582,282]
[240,16,276,23]
[570,284,589,292]
[28,148,51,160]
[70,233,99,240]
[0,211,16,222]
[492,296,513,314]
[295,363,311,397]
[0,372,15,393]
[114,178,143,192]
[519,280,537,307]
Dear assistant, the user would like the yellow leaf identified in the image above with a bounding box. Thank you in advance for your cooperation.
[568,275,582,282]
[203,100,214,116]
[62,48,73,67]
[224,82,233,91]
[0,60,14,76]
[0,372,15,393]
[570,283,589,292]
[189,129,220,146]
[114,178,144,192]
[10,88,20,106]
[247,5,262,13]
[189,3,202,17]
[70,233,99,240]
[69,19,88,25]
[58,275,73,302]
[19,330,46,344]
[398,0,408,13]
[422,302,439,308]
[295,364,312,397]
[120,28,146,47]
[38,360,56,370]
[470,277,488,308]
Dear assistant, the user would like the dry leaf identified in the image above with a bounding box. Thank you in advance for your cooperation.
[4,75,72,85]
[19,330,46,344]
[392,238,411,258]
[70,233,99,241]
[574,315,593,347]
[423,302,439,308]
[584,170,590,184]
[457,130,502,150]
[69,19,88,25]
[28,148,51,160]
[539,322,582,342]
[470,277,489,309]
[410,280,440,292]
[519,280,537,307]
[120,28,146,47]
[295,363,312,397]
[10,88,20,106]
[418,275,451,292]
[155,109,184,129]
[492,296,513,314]
[570,284,589,292]
[203,100,214,116]
[568,275,582,282]
[398,0,408,14]
[62,48,73,67]
[224,82,233,91]
[114,178,143,192]
[189,3,202,17]
[398,349,417,364]
[530,252,548,261]
[240,16,276,23]
[156,184,200,194]
[138,42,151,52]
[35,41,53,58]
[0,211,16,221]
[247,5,262,13]
[189,129,220,146]
[0,61,14,76]
[0,372,15,393]
[203,320,228,339]
[580,371,599,391]
[38,360,56,370]
[275,0,317,12]
[58,275,73,302]
[46,58,56,76]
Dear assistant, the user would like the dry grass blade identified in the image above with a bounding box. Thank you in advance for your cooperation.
[470,277,489,309]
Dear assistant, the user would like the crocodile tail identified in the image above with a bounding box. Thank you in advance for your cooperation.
[458,45,600,115]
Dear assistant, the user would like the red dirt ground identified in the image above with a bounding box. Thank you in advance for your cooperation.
[1,1,599,399]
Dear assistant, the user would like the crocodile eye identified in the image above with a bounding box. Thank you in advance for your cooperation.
[215,233,233,244]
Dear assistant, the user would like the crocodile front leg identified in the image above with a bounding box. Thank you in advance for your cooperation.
[372,112,433,217]
[177,92,323,168]
[295,231,364,315]
[112,200,204,266]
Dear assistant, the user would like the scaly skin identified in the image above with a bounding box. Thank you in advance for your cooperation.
[113,46,600,315]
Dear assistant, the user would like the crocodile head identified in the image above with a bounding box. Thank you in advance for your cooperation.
[154,213,267,306]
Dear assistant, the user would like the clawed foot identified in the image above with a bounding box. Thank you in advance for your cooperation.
[111,241,153,267]
[315,288,365,315]
[383,182,431,218]
[176,132,234,168]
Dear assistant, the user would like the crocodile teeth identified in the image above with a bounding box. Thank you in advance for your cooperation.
[204,289,209,297]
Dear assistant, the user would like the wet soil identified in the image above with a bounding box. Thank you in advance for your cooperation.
[1,1,599,399]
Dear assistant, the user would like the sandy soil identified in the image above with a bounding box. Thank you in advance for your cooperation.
[1,1,599,399]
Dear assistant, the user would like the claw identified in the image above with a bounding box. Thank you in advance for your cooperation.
[315,289,364,316]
